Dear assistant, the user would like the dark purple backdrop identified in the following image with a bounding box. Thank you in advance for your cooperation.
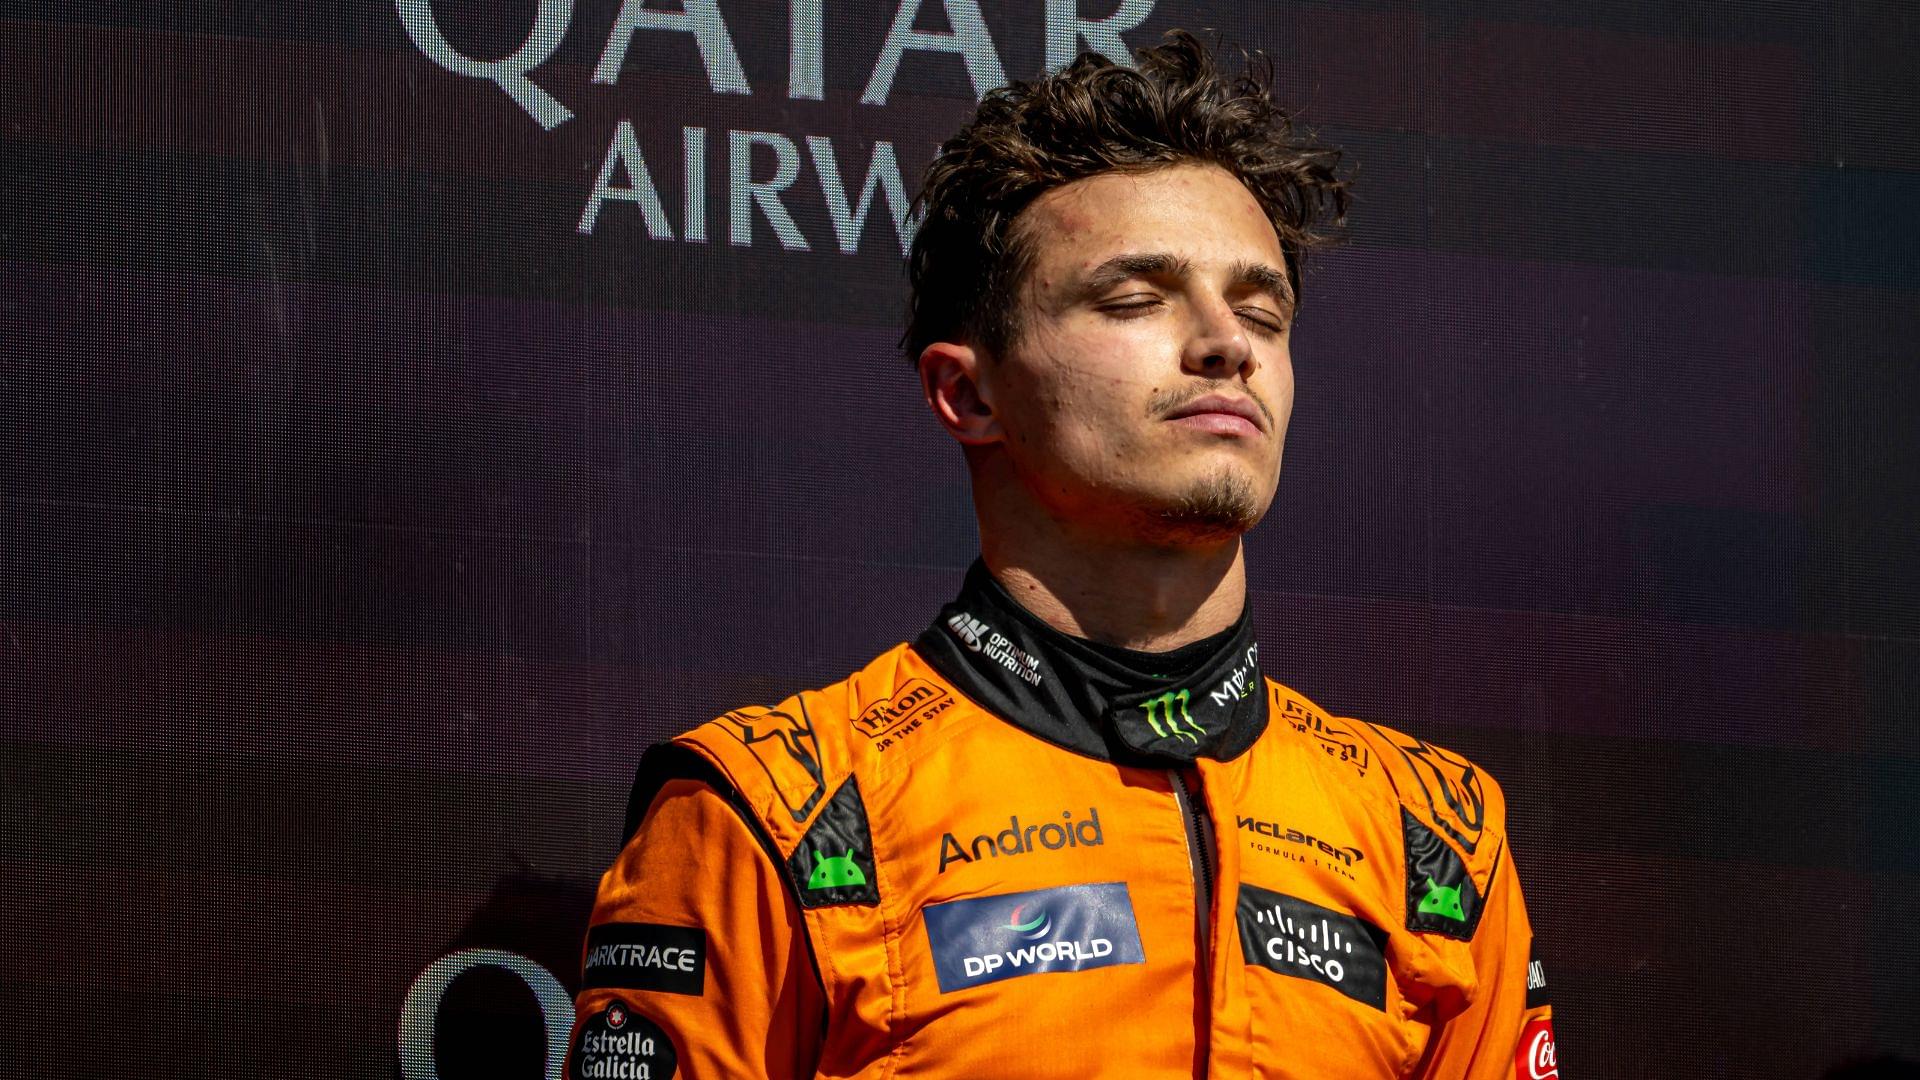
[4,1,1918,1077]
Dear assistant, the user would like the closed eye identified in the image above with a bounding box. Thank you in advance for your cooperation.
[1236,308,1287,335]
[1099,296,1165,316]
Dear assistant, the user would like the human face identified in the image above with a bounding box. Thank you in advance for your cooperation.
[982,163,1295,541]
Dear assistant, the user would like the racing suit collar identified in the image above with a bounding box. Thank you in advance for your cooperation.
[912,559,1269,765]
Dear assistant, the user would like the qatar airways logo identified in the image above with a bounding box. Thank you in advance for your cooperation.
[395,0,1156,244]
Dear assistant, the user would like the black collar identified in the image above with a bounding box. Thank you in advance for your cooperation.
[913,560,1269,766]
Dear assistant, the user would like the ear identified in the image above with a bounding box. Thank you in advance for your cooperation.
[813,852,825,866]
[919,340,1002,446]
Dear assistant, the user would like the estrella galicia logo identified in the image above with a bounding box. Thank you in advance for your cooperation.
[1142,688,1204,744]
[1237,883,1390,1010]
[922,882,1145,993]
[569,1000,677,1080]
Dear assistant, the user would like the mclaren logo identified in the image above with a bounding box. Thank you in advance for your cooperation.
[1237,816,1365,877]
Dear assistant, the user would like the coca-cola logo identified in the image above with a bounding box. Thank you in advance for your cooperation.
[1514,1018,1559,1079]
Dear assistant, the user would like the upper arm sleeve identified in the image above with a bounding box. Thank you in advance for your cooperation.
[1413,840,1557,1079]
[565,763,825,1080]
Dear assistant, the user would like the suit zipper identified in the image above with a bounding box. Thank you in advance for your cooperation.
[1169,768,1215,981]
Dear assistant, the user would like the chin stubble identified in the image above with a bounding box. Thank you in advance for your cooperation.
[1154,470,1263,538]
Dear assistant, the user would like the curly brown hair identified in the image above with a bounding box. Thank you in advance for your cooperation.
[904,30,1351,363]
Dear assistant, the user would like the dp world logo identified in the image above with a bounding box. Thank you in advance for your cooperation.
[923,882,1145,993]
[1001,903,1052,940]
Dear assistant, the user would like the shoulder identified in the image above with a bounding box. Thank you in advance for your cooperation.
[1262,679,1513,938]
[658,642,941,846]
[1263,677,1510,853]
[613,644,933,910]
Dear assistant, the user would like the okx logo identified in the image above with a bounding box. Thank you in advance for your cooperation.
[923,882,1145,993]
[1142,688,1204,744]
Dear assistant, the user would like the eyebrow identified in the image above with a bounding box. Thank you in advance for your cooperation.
[1072,251,1295,315]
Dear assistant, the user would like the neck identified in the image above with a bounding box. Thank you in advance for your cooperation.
[976,497,1250,653]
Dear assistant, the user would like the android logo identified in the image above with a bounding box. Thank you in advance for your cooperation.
[807,849,868,890]
[1417,877,1466,922]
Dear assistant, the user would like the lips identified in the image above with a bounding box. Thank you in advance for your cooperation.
[1163,393,1266,434]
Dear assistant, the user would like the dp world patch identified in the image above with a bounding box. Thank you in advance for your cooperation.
[569,1001,677,1080]
[922,881,1145,994]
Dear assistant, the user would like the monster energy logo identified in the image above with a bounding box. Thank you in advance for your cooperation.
[1142,688,1205,744]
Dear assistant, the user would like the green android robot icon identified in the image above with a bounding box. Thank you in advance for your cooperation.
[807,849,868,890]
[1417,877,1466,922]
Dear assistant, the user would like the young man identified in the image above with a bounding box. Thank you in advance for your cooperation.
[566,32,1556,1080]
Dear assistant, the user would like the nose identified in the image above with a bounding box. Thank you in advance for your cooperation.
[1180,295,1257,380]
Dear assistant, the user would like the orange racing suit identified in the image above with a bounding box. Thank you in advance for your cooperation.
[565,562,1557,1078]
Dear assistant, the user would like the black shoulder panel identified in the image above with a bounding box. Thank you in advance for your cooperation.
[784,776,881,908]
[625,742,724,843]
[617,741,830,1003]
[1402,807,1487,941]
[621,742,786,878]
